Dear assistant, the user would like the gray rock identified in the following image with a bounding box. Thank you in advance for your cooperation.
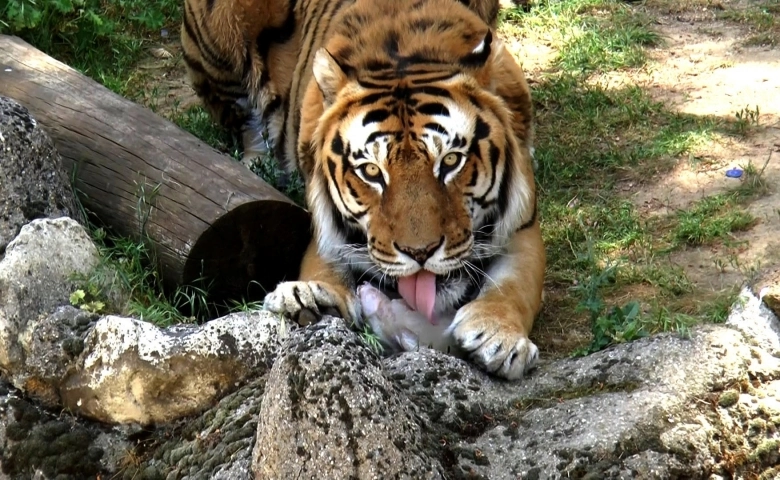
[60,310,291,425]
[252,317,444,480]
[386,321,780,479]
[728,286,780,356]
[16,306,99,407]
[0,96,83,254]
[0,215,292,426]
[0,378,131,480]
[0,217,100,395]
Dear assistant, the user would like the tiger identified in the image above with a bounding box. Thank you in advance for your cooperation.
[181,0,546,380]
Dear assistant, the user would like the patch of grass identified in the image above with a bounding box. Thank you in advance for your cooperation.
[733,105,762,136]
[641,303,696,337]
[249,154,306,206]
[532,75,718,191]
[541,198,647,283]
[501,0,660,74]
[692,287,742,323]
[514,0,765,356]
[169,105,240,158]
[359,326,384,355]
[69,179,241,327]
[71,227,214,327]
[569,243,701,356]
[1,0,181,96]
[743,31,779,47]
[621,262,694,297]
[558,10,660,73]
[570,243,648,356]
[671,194,756,247]
[533,74,724,292]
[718,1,780,47]
[719,3,778,29]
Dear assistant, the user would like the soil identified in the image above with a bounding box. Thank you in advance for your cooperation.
[628,0,780,291]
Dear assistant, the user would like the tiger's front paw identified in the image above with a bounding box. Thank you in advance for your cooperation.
[447,302,539,380]
[263,281,360,326]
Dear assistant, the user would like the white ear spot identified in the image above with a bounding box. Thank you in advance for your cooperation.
[472,38,486,55]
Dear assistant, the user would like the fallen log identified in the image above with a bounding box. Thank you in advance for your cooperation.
[0,35,311,306]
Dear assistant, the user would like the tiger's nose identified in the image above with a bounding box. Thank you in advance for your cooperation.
[394,237,444,265]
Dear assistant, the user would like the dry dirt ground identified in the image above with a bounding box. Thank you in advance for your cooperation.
[129,0,779,358]
[629,0,780,293]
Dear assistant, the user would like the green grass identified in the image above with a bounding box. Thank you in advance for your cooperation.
[501,0,661,74]
[530,75,719,190]
[671,194,756,247]
[505,0,770,354]
[557,9,660,73]
[718,1,780,47]
[1,0,181,95]
[70,226,213,326]
[167,104,240,157]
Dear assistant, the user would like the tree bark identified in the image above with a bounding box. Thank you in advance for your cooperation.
[0,34,311,305]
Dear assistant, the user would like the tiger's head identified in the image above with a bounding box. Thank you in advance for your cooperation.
[297,0,536,316]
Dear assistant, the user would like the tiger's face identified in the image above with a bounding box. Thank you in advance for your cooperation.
[319,82,510,278]
[302,25,534,314]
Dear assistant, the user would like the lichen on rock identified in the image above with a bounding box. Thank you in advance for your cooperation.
[252,317,444,480]
[0,379,131,479]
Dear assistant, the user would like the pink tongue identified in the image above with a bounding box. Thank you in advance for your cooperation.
[397,270,437,324]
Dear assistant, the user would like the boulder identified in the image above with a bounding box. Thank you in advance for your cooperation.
[0,96,83,254]
[252,317,444,479]
[0,216,292,426]
[4,291,777,479]
[116,377,266,480]
[59,310,291,425]
[0,217,100,394]
[384,288,780,479]
[753,265,780,319]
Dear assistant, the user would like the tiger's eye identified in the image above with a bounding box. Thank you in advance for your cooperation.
[358,163,384,185]
[365,164,380,177]
[443,153,460,167]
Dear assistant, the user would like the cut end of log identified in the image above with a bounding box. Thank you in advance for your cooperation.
[184,200,311,306]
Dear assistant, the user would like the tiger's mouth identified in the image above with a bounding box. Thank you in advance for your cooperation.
[347,238,489,319]
[357,257,487,323]
[396,270,438,323]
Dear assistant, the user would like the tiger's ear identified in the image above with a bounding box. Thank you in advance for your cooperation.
[463,30,503,90]
[313,48,349,106]
[461,30,494,68]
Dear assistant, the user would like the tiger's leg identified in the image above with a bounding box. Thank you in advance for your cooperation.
[180,0,289,168]
[447,220,546,380]
[263,239,362,326]
[181,0,250,131]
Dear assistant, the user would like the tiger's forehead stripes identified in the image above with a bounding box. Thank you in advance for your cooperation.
[335,86,476,163]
